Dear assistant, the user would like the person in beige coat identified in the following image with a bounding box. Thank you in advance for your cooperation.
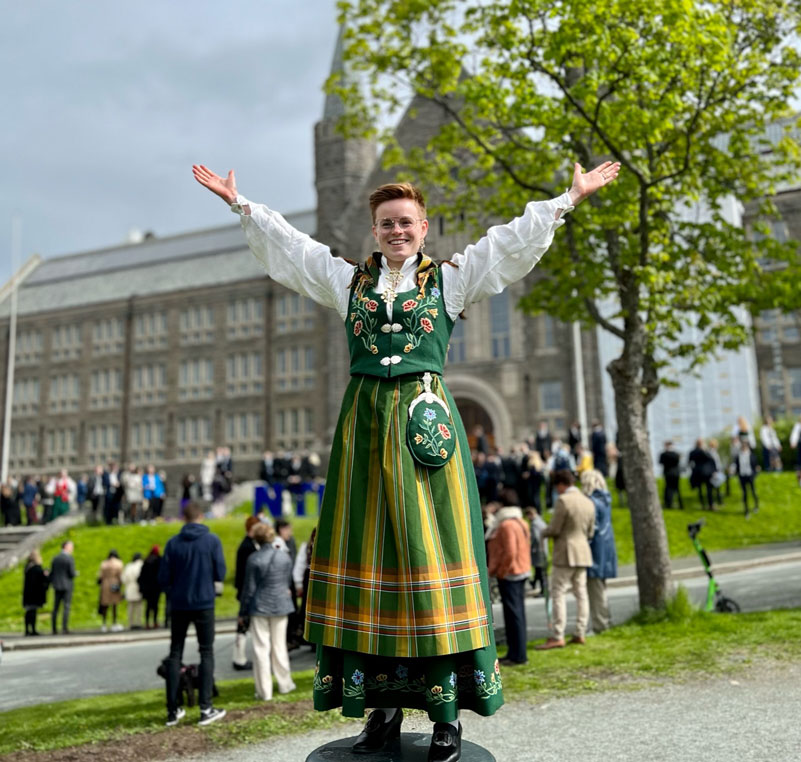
[98,549,124,632]
[536,469,595,649]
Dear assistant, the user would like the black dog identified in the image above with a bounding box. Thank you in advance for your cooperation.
[157,658,219,707]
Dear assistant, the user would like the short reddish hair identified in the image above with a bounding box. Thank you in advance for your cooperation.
[369,183,426,222]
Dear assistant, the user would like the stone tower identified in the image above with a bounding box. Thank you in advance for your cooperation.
[314,27,376,442]
[314,26,376,253]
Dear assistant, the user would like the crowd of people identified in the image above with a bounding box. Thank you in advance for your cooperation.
[484,467,618,658]
[0,447,238,527]
[22,540,169,636]
[660,414,801,518]
[471,419,626,513]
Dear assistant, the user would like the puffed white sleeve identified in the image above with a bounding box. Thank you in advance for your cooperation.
[442,191,574,320]
[231,195,354,320]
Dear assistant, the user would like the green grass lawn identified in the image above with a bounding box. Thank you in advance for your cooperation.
[1,473,798,634]
[0,511,318,634]
[2,598,801,755]
[604,471,801,566]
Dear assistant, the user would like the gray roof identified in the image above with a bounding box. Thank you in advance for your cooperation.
[0,210,316,318]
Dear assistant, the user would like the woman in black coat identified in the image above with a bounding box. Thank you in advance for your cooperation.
[138,546,162,629]
[23,550,49,635]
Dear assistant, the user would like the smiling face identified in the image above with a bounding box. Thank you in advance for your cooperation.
[372,198,428,268]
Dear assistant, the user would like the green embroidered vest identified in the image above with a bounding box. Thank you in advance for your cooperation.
[346,254,455,378]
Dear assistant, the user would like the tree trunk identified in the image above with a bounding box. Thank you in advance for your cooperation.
[608,356,673,610]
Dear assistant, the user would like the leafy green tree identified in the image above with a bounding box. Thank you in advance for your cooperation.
[333,0,801,609]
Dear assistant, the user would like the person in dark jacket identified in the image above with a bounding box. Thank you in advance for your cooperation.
[159,501,226,727]
[139,545,162,628]
[50,540,77,634]
[1,481,21,526]
[23,549,49,635]
[658,441,684,510]
[581,470,618,634]
[232,515,259,670]
[590,422,608,477]
[688,439,716,510]
[21,476,39,525]
[239,521,296,700]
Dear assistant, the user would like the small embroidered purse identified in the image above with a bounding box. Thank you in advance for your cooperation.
[406,372,456,468]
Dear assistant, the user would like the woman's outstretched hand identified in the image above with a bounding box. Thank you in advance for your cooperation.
[192,165,238,205]
[568,160,621,205]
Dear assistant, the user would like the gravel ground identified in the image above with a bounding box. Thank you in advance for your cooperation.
[169,662,801,762]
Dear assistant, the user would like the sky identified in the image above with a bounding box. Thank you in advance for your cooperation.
[0,0,339,278]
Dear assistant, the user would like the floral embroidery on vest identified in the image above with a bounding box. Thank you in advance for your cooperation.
[398,283,440,354]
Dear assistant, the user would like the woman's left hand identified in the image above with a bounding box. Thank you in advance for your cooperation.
[568,160,621,205]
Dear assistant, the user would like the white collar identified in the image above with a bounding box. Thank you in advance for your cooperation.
[379,254,419,276]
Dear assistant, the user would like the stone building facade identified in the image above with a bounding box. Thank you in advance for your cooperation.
[746,184,801,421]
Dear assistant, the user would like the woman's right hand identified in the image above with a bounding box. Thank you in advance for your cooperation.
[192,165,238,205]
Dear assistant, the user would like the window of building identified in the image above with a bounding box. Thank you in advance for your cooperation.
[134,312,168,351]
[15,329,43,366]
[45,427,77,467]
[87,424,120,465]
[540,380,564,412]
[49,373,80,413]
[176,416,212,460]
[227,297,264,339]
[178,358,215,400]
[788,367,801,400]
[275,294,316,334]
[89,368,122,410]
[225,412,263,455]
[9,430,38,470]
[766,370,784,404]
[274,346,316,391]
[226,352,264,396]
[273,406,314,450]
[447,319,466,364]
[132,363,167,405]
[51,323,82,362]
[129,421,165,463]
[489,291,511,359]
[783,324,800,342]
[12,378,40,416]
[179,306,215,345]
[92,318,124,356]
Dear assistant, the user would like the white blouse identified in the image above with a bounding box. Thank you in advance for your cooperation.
[231,192,574,322]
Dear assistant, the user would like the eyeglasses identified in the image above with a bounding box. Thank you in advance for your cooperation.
[375,217,425,231]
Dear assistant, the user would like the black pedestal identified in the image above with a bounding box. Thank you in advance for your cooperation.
[305,732,495,761]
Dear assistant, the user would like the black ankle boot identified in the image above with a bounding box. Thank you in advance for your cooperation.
[352,709,403,754]
[428,721,461,762]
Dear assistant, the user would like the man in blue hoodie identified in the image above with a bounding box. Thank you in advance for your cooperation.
[159,501,227,727]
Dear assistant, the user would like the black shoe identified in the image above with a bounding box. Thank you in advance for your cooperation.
[498,656,527,666]
[198,706,226,726]
[352,709,403,754]
[428,721,462,762]
[165,707,186,727]
[232,661,253,671]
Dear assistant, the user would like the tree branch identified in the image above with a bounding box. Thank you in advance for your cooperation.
[427,93,554,196]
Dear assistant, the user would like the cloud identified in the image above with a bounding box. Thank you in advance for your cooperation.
[0,0,339,271]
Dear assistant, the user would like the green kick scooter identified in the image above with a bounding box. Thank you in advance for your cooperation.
[687,519,740,613]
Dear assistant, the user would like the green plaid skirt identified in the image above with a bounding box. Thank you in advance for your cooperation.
[306,373,503,720]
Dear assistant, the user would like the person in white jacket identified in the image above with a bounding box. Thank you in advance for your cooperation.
[759,417,782,472]
[121,552,145,629]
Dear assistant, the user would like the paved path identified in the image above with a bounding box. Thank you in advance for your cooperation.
[2,558,800,710]
[168,663,801,762]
